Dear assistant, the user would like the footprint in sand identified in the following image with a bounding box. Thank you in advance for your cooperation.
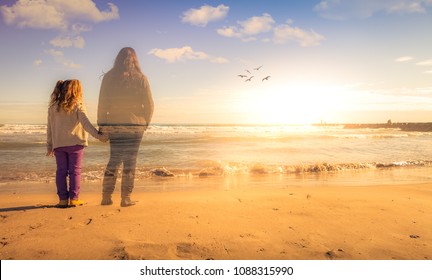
[325,249,345,260]
[175,242,211,259]
[239,233,257,239]
[1,238,8,247]
[110,241,130,260]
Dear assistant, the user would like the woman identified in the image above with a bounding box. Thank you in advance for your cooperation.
[98,47,154,207]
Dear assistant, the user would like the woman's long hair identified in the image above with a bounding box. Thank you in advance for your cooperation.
[49,79,83,113]
[105,47,144,85]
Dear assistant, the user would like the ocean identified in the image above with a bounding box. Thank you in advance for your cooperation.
[1,123,432,186]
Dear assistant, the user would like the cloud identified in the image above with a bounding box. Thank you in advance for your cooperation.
[1,0,119,30]
[217,13,275,41]
[1,0,119,68]
[274,23,325,46]
[45,49,81,69]
[50,35,85,48]
[387,0,429,13]
[395,56,414,62]
[33,59,42,66]
[217,14,324,47]
[182,4,229,27]
[314,0,432,20]
[1,0,67,29]
[416,59,432,66]
[0,0,118,48]
[148,46,228,64]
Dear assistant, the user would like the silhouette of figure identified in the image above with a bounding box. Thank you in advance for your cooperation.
[97,47,154,207]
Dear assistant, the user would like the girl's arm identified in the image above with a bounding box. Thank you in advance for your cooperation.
[78,104,108,142]
[46,108,54,156]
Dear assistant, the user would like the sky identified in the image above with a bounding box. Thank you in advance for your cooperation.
[0,0,432,125]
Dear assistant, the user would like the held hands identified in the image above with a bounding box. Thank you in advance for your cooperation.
[97,131,109,142]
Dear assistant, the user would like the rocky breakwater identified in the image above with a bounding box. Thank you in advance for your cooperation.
[343,122,432,132]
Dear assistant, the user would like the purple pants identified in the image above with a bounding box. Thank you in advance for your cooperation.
[54,145,84,200]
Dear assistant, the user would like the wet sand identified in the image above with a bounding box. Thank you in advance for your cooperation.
[0,172,431,260]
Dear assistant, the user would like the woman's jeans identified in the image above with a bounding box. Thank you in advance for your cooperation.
[102,127,144,198]
[54,145,84,201]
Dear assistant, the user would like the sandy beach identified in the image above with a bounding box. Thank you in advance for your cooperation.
[1,170,431,261]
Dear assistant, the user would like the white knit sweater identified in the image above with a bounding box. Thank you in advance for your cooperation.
[47,103,100,151]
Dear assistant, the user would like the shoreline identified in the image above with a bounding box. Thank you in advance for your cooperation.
[0,164,432,194]
[1,169,431,260]
[2,165,432,193]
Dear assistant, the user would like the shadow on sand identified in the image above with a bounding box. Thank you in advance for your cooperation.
[0,205,57,212]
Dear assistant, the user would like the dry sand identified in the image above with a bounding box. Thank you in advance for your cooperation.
[0,173,431,260]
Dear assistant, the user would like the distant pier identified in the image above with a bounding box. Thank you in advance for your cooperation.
[313,122,432,132]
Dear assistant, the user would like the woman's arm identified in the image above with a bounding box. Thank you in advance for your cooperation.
[97,76,110,126]
[142,76,154,127]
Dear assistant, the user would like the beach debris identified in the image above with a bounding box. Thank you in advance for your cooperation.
[86,218,93,225]
[149,167,175,177]
[409,235,420,239]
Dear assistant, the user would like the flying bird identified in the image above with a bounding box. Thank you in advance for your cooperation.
[254,65,263,71]
[245,69,251,74]
[262,76,271,81]
[238,74,247,78]
[245,76,254,82]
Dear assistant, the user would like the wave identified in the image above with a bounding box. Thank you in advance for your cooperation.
[189,160,432,176]
[2,160,431,183]
[2,124,432,184]
[2,124,432,141]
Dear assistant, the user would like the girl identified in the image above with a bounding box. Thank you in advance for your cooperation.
[47,79,108,208]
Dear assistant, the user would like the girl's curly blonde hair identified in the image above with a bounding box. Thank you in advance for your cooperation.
[49,79,83,113]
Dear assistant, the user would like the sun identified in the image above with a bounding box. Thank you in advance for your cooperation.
[231,83,347,125]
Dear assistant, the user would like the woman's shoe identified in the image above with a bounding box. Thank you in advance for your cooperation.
[120,197,135,207]
[55,200,69,208]
[101,196,113,205]
[70,199,85,207]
